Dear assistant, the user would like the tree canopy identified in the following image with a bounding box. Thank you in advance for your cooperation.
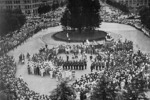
[0,9,26,37]
[91,76,117,100]
[61,0,102,32]
[38,4,51,15]
[106,0,129,14]
[139,7,150,29]
[0,81,15,100]
[50,80,76,100]
[51,0,59,11]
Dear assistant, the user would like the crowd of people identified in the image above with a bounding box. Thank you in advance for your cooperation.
[0,54,53,100]
[0,7,65,56]
[72,39,150,100]
[72,72,103,100]
[26,42,94,78]
[62,60,87,70]
[19,38,150,99]
[90,61,106,71]
[27,59,75,81]
[0,6,67,100]
[1,35,150,100]
[1,3,150,100]
[25,45,76,82]
[101,4,150,37]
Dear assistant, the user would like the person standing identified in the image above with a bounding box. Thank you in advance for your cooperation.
[27,64,31,74]
[80,91,87,100]
[26,53,30,60]
[45,44,48,49]
[49,70,52,78]
[40,67,45,77]
[37,65,40,75]
[84,61,87,69]
[31,65,34,75]
[34,65,37,75]
[56,72,59,81]
[90,63,94,72]
[67,55,69,61]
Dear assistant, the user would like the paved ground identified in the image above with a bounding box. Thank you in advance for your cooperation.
[8,22,150,95]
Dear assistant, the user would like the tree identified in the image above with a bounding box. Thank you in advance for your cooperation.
[101,0,106,3]
[60,0,66,7]
[0,9,26,37]
[139,7,150,29]
[0,81,15,100]
[38,4,51,15]
[52,0,59,11]
[106,0,129,14]
[50,80,76,100]
[91,76,117,100]
[61,0,102,32]
[60,9,71,30]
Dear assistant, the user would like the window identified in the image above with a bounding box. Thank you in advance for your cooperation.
[16,1,20,4]
[25,5,28,9]
[24,0,30,4]
[8,1,12,4]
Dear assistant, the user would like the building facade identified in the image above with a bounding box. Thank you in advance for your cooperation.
[109,0,149,13]
[112,0,149,7]
[117,0,149,7]
[0,0,42,15]
[0,0,66,15]
[41,0,53,6]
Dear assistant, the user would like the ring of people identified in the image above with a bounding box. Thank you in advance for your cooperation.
[1,3,150,100]
[17,38,150,99]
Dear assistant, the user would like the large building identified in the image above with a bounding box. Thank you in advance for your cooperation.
[109,0,149,13]
[0,0,42,15]
[116,0,149,7]
[0,0,62,15]
[0,0,66,15]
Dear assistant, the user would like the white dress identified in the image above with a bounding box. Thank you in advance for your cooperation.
[31,66,34,74]
[76,92,80,100]
[49,71,52,78]
[40,68,45,77]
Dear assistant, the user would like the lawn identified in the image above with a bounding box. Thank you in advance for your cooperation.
[52,30,107,42]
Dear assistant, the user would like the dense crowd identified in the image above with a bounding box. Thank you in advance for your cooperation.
[101,4,150,37]
[1,4,150,100]
[0,6,66,100]
[0,7,65,56]
[1,36,150,100]
[26,44,92,78]
[72,40,150,100]
[0,54,54,100]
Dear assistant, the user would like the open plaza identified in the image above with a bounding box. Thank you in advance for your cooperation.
[1,1,150,100]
